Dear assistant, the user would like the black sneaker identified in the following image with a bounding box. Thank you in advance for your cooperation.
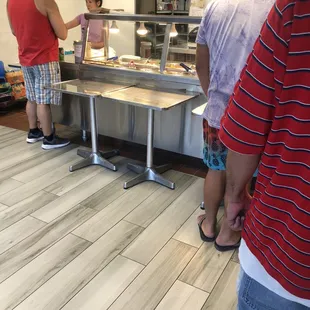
[27,129,44,143]
[41,135,70,150]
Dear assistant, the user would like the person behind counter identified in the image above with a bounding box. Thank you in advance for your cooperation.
[6,0,70,150]
[195,0,273,251]
[66,0,106,50]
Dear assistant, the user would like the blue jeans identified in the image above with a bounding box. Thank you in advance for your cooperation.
[238,268,309,310]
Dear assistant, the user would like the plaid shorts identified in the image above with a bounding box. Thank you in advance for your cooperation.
[203,119,227,171]
[21,62,61,105]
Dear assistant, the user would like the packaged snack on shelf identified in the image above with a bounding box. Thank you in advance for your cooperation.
[5,70,24,85]
[11,83,26,100]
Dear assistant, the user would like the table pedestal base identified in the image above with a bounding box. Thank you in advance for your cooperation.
[124,163,175,189]
[69,149,119,172]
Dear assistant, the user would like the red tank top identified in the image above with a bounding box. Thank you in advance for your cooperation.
[7,0,59,66]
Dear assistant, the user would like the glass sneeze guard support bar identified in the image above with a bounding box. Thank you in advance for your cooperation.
[160,23,172,74]
[81,20,89,64]
[84,13,201,25]
[103,20,110,58]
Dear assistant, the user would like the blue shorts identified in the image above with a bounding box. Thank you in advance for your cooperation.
[203,119,227,171]
[22,62,61,105]
[203,119,258,176]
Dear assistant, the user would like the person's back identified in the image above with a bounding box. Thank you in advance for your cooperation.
[7,0,58,67]
[197,0,274,128]
[220,0,310,307]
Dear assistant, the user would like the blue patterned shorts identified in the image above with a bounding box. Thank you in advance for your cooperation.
[22,62,61,105]
[203,119,258,177]
[203,119,227,171]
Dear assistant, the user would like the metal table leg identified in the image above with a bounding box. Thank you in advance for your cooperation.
[124,109,175,190]
[70,97,119,172]
[82,130,88,142]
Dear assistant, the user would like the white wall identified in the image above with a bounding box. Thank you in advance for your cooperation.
[0,0,135,66]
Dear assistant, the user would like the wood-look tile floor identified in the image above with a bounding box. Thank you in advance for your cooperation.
[0,125,239,310]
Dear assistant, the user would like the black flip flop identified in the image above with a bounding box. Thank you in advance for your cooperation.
[214,239,241,252]
[198,217,216,242]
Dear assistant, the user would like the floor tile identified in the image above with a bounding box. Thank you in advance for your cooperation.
[0,144,76,183]
[15,221,143,310]
[125,171,195,228]
[0,191,57,232]
[0,234,90,310]
[32,159,127,223]
[0,144,44,172]
[155,280,209,310]
[0,205,95,283]
[80,170,136,211]
[0,148,81,206]
[0,178,23,196]
[109,239,197,310]
[73,176,160,242]
[122,178,204,265]
[62,255,144,310]
[44,164,103,196]
[12,145,78,183]
[174,207,224,248]
[179,240,233,292]
[0,216,46,255]
[202,261,239,310]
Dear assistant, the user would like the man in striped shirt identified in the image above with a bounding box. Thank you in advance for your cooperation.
[219,0,310,308]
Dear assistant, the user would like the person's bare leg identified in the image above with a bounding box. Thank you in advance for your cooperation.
[197,169,226,238]
[26,101,38,129]
[36,104,53,136]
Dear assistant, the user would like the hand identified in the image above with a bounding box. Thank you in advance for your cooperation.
[225,191,252,231]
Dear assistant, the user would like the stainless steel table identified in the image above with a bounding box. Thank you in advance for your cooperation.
[48,79,132,172]
[103,87,197,189]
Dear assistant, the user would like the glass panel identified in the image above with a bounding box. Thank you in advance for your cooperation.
[82,17,197,78]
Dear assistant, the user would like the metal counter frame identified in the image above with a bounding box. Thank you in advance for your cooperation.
[49,79,198,189]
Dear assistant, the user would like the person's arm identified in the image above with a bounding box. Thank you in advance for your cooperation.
[225,152,260,230]
[44,0,67,40]
[6,0,15,36]
[219,2,289,231]
[196,44,210,96]
[66,17,80,30]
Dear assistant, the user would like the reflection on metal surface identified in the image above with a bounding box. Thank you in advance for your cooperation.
[102,86,197,110]
[55,54,205,159]
[49,79,132,97]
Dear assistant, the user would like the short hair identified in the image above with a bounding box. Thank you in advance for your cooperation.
[97,0,103,7]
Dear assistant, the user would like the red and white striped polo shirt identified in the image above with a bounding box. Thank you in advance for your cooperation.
[219,0,310,301]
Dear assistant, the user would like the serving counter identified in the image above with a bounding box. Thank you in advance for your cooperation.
[51,14,206,159]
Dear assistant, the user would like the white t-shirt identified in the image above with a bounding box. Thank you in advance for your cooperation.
[196,0,274,128]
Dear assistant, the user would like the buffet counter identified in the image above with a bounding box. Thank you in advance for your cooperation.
[51,14,206,159]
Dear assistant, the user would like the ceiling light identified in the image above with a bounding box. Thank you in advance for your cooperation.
[137,22,148,36]
[110,21,119,34]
